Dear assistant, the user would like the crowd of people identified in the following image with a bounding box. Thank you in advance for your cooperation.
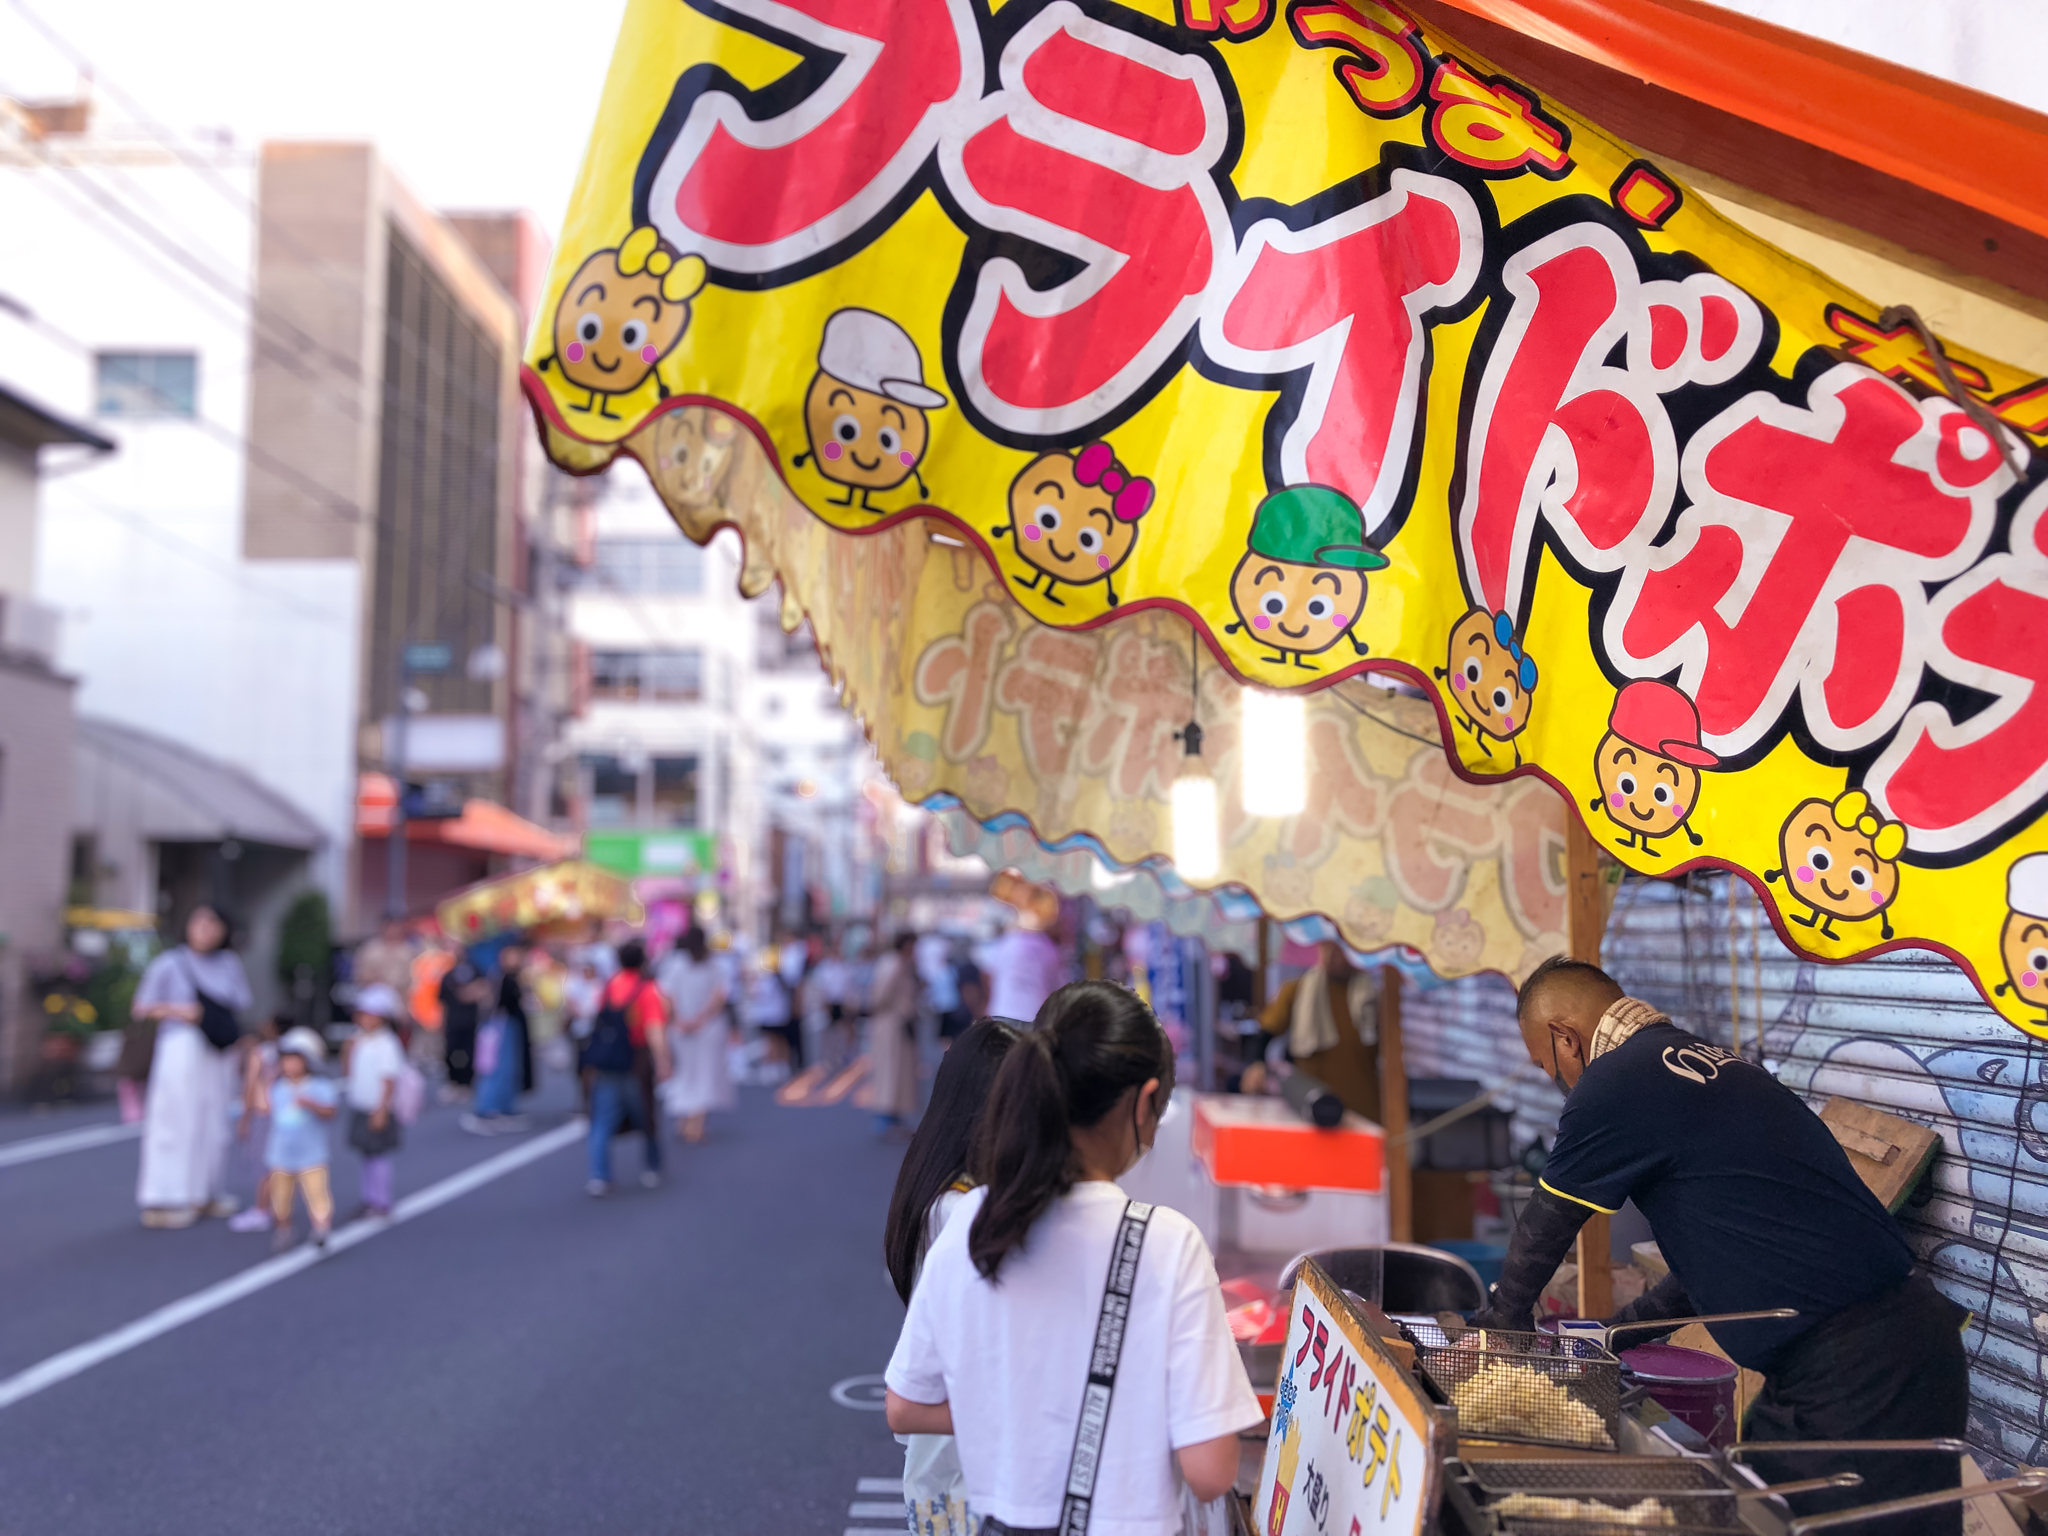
[119,902,1073,1234]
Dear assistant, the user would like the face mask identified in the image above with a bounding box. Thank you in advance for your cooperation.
[1549,1035,1572,1097]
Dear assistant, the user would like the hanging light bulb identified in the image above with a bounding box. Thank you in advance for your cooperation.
[1171,732,1220,881]
[1240,688,1306,819]
[1169,620,1219,881]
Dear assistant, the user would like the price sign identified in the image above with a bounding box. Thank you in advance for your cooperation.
[1253,1261,1442,1536]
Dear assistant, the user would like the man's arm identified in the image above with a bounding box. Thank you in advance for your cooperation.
[1469,1184,1592,1331]
[1604,1268,1695,1339]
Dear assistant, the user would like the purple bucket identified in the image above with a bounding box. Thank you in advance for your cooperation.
[1621,1343,1738,1449]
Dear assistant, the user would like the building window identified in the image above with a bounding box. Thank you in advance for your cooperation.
[652,755,698,827]
[586,539,704,595]
[590,649,703,703]
[582,753,637,826]
[95,352,197,418]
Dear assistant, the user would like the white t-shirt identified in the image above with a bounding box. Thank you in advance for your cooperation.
[886,1182,1262,1536]
[346,1028,407,1112]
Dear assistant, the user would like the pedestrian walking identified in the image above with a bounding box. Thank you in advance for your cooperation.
[863,930,922,1136]
[343,984,407,1219]
[742,958,795,1078]
[658,928,730,1144]
[133,905,253,1229]
[265,1027,338,1252]
[352,919,417,1025]
[437,943,491,1097]
[884,981,1260,1533]
[882,1018,1024,1536]
[227,1015,287,1234]
[464,943,534,1134]
[585,940,672,1196]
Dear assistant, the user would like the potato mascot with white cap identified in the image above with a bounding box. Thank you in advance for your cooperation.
[793,308,948,510]
[1997,853,2048,1024]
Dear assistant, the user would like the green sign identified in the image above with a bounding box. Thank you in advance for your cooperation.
[584,828,717,879]
[403,643,453,674]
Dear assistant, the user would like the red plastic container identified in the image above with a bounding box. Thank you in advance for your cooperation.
[1621,1342,1739,1448]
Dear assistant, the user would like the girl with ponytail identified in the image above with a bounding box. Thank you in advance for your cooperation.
[885,982,1260,1535]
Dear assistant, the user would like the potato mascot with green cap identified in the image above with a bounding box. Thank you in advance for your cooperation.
[1225,485,1388,669]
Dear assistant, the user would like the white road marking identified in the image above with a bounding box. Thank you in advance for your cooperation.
[830,1373,890,1409]
[855,1477,903,1494]
[0,1121,139,1169]
[0,1118,586,1413]
[848,1505,905,1521]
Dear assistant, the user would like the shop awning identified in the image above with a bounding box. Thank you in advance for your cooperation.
[435,858,643,942]
[525,0,2048,1030]
[356,775,575,862]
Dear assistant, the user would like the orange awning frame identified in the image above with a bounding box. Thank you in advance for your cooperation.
[355,774,576,862]
[1428,0,2048,243]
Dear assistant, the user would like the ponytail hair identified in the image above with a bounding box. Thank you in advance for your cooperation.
[967,980,1172,1281]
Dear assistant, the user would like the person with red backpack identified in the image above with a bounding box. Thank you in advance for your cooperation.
[585,940,672,1196]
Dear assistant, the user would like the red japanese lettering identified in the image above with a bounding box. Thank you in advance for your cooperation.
[1457,227,1762,617]
[1868,483,2048,852]
[1294,1304,1318,1366]
[913,601,1015,760]
[646,0,981,274]
[1326,1354,1356,1423]
[1204,171,1480,526]
[1612,365,2009,755]
[1180,0,1273,37]
[941,3,1232,436]
[1288,0,1426,118]
[1426,59,1569,176]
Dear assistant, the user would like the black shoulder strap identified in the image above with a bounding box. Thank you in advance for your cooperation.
[1059,1198,1154,1536]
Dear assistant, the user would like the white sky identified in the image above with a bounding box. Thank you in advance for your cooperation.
[0,0,2039,247]
[0,0,630,233]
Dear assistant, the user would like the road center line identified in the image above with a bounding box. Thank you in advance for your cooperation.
[0,1117,586,1414]
[0,1122,140,1169]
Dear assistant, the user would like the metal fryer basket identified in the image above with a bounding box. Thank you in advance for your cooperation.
[1409,1322,1622,1452]
[1466,1458,1742,1531]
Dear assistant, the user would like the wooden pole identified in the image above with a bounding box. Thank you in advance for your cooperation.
[1380,964,1411,1243]
[1566,812,1614,1320]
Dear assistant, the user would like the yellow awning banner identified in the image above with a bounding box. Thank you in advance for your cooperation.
[527,0,2048,1030]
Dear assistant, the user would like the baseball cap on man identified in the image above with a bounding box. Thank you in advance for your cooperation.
[354,982,404,1021]
[816,309,948,410]
[1247,486,1388,571]
[1608,680,1720,768]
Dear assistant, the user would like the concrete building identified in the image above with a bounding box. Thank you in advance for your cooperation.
[562,468,762,923]
[0,97,563,945]
[0,381,102,1089]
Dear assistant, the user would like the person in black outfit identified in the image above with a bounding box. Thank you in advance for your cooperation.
[437,947,491,1091]
[1474,957,1969,1531]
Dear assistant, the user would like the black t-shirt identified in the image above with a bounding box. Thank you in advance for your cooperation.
[439,962,481,1034]
[1541,1022,1912,1369]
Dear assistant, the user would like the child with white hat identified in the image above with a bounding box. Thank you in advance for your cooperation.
[345,983,409,1219]
[266,1028,338,1251]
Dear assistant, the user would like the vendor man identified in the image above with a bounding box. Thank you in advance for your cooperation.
[1477,957,1968,1526]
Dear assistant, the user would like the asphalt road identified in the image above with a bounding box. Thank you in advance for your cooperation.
[0,1072,916,1534]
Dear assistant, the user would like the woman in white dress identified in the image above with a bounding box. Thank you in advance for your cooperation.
[133,906,253,1228]
[657,928,730,1143]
